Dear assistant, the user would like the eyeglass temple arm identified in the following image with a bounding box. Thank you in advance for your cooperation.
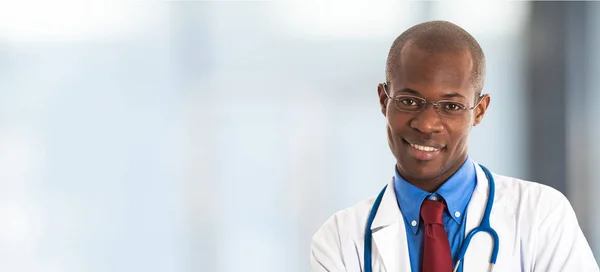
[381,82,392,99]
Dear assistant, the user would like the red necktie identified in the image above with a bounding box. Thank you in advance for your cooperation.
[420,199,453,272]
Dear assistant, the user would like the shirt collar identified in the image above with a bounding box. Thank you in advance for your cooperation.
[393,156,477,234]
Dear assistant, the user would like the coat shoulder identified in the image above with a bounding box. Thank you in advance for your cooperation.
[494,172,567,202]
[492,173,599,270]
[492,172,571,222]
[312,195,377,240]
[310,194,380,271]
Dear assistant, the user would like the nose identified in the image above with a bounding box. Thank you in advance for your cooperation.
[409,105,444,134]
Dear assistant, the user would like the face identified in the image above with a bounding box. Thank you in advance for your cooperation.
[378,42,490,189]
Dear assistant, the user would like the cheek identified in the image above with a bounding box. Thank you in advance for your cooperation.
[386,119,400,144]
[445,122,472,147]
[386,114,409,134]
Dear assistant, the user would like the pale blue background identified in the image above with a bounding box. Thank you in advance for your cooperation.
[0,1,598,271]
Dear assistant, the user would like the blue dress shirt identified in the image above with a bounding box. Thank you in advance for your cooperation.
[393,157,477,272]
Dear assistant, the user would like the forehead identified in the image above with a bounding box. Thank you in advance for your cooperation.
[389,42,475,99]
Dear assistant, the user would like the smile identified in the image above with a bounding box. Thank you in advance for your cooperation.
[403,139,444,161]
[410,143,440,152]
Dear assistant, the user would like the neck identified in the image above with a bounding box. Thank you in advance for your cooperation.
[398,156,468,193]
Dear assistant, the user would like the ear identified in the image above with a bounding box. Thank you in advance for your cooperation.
[377,83,388,116]
[473,94,490,126]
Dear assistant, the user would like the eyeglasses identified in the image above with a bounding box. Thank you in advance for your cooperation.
[382,83,485,118]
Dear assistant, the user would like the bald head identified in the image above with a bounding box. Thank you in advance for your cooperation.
[385,21,486,93]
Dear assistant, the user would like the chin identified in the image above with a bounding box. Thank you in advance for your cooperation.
[400,160,444,179]
[395,144,448,176]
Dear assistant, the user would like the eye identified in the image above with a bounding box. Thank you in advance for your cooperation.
[442,102,464,111]
[399,98,419,106]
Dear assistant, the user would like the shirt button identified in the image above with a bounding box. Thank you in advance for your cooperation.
[431,196,438,201]
[411,220,417,227]
[455,211,461,217]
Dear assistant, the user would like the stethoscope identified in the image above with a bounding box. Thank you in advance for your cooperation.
[364,164,499,272]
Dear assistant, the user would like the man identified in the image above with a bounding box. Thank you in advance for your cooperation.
[310,21,599,272]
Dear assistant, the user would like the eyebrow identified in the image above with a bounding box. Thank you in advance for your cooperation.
[396,88,467,100]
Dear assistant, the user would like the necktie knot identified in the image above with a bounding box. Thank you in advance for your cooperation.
[420,199,445,225]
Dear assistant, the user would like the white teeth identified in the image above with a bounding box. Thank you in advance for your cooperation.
[410,143,439,152]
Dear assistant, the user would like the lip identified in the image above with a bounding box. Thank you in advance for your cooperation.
[403,138,445,150]
[403,138,444,161]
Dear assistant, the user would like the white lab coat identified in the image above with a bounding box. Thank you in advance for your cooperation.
[310,163,599,272]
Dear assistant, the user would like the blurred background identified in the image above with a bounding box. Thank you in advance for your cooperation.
[0,1,598,271]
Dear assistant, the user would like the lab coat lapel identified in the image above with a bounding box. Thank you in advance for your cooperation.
[370,180,411,272]
[463,164,514,271]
